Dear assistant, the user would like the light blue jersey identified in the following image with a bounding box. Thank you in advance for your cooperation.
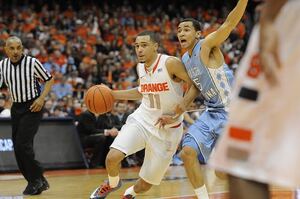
[182,40,234,110]
[181,39,234,164]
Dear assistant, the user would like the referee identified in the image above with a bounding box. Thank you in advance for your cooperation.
[0,36,54,195]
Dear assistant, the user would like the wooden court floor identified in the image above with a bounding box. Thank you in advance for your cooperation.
[0,166,295,199]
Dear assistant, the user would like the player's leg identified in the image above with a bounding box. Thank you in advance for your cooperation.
[180,135,209,199]
[123,126,183,198]
[180,111,221,199]
[105,148,125,186]
[90,119,146,199]
[123,178,152,199]
[229,175,269,199]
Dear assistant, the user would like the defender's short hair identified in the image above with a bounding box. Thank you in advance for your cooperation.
[179,18,202,31]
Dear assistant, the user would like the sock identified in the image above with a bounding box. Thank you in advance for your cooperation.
[296,188,300,199]
[108,175,120,188]
[194,185,209,199]
[124,186,137,197]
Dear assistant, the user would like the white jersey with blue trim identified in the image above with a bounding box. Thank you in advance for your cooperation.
[182,40,234,110]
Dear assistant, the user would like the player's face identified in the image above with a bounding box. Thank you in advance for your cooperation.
[4,40,23,63]
[177,21,200,49]
[134,35,158,63]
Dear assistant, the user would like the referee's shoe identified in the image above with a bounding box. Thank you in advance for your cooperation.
[23,179,43,195]
[38,176,50,193]
[23,176,49,195]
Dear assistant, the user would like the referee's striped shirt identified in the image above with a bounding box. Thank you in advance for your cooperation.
[0,55,52,103]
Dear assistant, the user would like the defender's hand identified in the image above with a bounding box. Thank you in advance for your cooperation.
[155,114,180,129]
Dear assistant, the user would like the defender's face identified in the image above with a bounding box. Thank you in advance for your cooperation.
[177,21,200,49]
[5,40,23,63]
[134,35,158,63]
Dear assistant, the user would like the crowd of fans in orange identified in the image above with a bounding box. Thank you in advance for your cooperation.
[0,0,255,119]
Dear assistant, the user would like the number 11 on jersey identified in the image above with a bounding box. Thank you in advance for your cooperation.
[149,93,161,109]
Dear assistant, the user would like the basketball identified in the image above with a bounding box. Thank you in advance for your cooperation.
[84,85,115,114]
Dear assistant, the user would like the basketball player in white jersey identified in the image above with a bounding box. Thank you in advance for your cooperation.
[89,31,194,199]
[210,0,300,198]
[157,1,248,198]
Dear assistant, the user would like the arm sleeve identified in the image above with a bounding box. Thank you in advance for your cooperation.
[0,61,3,88]
[34,58,52,81]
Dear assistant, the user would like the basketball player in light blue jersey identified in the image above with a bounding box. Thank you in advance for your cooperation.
[157,0,248,198]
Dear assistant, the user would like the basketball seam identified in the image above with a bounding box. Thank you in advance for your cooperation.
[92,87,98,113]
[96,86,108,112]
[85,88,94,113]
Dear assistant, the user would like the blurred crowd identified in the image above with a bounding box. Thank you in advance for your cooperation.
[0,0,259,169]
[0,0,255,119]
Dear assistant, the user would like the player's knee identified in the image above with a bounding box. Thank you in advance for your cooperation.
[180,146,198,162]
[106,148,125,165]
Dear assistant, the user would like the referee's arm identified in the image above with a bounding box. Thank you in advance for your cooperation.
[0,63,3,95]
[30,59,54,112]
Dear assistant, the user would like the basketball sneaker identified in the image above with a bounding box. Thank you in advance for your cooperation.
[122,194,135,199]
[90,180,122,199]
[37,176,50,194]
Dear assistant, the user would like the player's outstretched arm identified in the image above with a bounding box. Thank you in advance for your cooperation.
[201,0,248,50]
[112,87,142,101]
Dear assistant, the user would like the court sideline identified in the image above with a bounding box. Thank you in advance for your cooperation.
[0,166,294,199]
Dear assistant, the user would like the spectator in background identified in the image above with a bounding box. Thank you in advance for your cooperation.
[52,76,73,99]
[114,100,130,125]
[42,100,54,118]
[0,93,10,117]
[0,0,252,121]
[73,82,85,100]
[61,57,77,75]
[76,110,121,168]
[52,106,67,117]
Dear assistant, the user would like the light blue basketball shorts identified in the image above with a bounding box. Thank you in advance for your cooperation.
[182,109,228,164]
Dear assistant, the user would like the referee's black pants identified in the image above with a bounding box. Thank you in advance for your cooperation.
[11,99,44,183]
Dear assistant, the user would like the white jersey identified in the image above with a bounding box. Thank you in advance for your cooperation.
[129,54,184,140]
[210,0,300,188]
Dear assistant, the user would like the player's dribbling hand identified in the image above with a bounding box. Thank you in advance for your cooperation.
[30,97,45,112]
[155,104,185,128]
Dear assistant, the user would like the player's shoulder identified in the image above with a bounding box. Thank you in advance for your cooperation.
[165,55,182,66]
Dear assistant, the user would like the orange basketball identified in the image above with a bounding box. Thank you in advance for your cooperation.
[84,85,114,114]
